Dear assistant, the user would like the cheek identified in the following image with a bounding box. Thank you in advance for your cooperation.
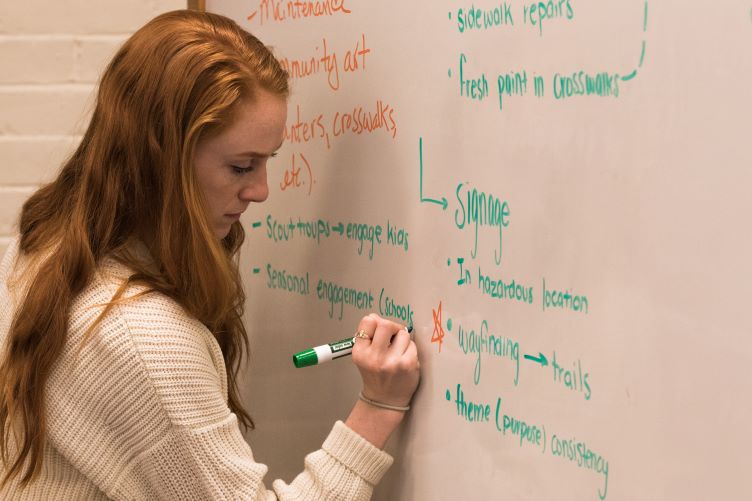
[210,184,237,210]
[196,174,233,215]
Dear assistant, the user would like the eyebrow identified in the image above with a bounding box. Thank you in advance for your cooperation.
[231,139,285,158]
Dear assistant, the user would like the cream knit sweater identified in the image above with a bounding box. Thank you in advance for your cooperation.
[0,239,393,500]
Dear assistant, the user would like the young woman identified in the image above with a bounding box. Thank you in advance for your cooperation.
[0,10,420,500]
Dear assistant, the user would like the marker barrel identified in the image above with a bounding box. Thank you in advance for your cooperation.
[293,337,355,368]
[292,325,413,368]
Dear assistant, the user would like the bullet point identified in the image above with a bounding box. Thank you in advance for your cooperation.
[447,258,451,266]
[447,318,452,331]
[448,11,452,20]
[446,389,451,401]
[448,68,452,78]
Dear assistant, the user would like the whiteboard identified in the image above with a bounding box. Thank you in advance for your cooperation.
[205,1,752,499]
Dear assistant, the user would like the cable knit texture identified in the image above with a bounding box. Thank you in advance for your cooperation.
[0,238,393,500]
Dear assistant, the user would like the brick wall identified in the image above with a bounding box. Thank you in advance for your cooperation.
[0,0,186,258]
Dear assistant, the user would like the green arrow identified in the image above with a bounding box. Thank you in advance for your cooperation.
[419,137,447,210]
[524,352,548,367]
[332,223,344,235]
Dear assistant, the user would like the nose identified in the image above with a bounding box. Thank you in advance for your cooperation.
[238,165,269,203]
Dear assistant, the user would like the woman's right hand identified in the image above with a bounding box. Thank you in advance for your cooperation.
[344,313,421,448]
[351,313,421,409]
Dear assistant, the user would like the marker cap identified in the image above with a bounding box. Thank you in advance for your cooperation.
[293,349,318,368]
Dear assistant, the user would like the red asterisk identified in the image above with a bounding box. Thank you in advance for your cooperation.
[431,301,445,352]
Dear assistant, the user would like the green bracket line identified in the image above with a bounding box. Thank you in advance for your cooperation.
[622,2,648,82]
[639,1,648,67]
[419,137,448,210]
[639,41,646,67]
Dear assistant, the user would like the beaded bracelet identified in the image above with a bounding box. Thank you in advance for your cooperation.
[358,391,411,412]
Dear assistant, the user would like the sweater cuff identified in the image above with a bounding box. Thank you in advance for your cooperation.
[322,421,394,486]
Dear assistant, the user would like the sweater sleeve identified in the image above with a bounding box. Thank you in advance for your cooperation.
[114,418,392,500]
[44,263,393,501]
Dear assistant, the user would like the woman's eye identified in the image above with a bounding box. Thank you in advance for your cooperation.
[231,153,276,175]
[232,165,254,175]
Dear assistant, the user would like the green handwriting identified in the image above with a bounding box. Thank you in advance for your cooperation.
[477,266,534,304]
[262,214,409,260]
[523,0,574,36]
[266,264,310,295]
[378,288,414,326]
[454,182,511,265]
[448,2,649,110]
[456,3,514,33]
[316,276,374,320]
[542,277,589,314]
[552,351,592,400]
[447,383,610,498]
[457,318,520,386]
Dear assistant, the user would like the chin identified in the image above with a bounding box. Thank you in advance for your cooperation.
[217,221,240,240]
[214,225,231,239]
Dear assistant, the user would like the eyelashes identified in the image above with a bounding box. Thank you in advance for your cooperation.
[232,165,254,175]
[231,153,278,175]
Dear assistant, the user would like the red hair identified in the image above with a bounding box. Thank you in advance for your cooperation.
[0,9,288,487]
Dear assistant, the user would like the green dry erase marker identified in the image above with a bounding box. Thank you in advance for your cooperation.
[292,326,413,368]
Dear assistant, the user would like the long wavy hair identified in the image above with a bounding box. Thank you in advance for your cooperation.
[0,9,288,487]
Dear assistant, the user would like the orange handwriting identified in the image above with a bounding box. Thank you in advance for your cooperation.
[431,301,446,353]
[283,100,398,149]
[279,152,314,196]
[278,34,371,92]
[248,0,351,25]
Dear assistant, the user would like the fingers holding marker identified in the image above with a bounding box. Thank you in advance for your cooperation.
[404,340,420,370]
[293,313,417,368]
[389,328,412,355]
[292,313,420,412]
[354,315,377,342]
[368,313,408,349]
[292,315,376,368]
[371,321,397,350]
[356,315,420,408]
[354,329,370,341]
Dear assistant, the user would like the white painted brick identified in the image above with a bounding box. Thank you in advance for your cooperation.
[0,36,128,84]
[0,38,77,84]
[0,0,188,241]
[0,86,95,135]
[0,136,78,185]
[1,0,188,35]
[0,188,34,235]
[75,37,127,83]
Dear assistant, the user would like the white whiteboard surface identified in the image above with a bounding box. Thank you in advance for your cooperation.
[205,1,752,499]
